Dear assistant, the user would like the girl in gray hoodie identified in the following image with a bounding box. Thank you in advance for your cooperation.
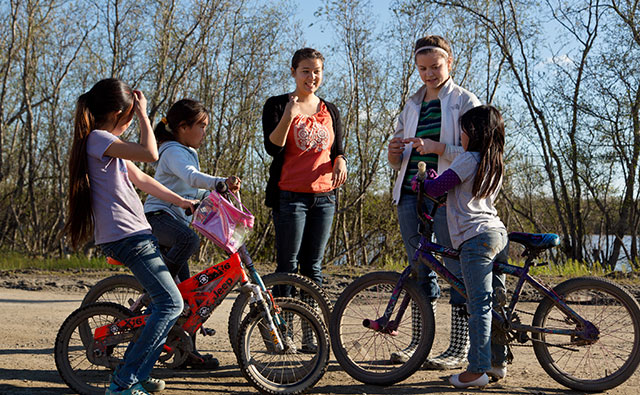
[144,98,239,369]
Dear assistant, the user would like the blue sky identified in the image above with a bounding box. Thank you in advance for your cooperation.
[294,0,392,50]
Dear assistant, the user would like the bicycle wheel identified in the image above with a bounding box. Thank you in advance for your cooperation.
[532,276,640,392]
[228,272,332,356]
[329,271,434,385]
[79,275,147,347]
[236,297,329,394]
[81,274,146,313]
[55,302,134,395]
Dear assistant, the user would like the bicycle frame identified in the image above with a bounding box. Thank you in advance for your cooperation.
[413,244,598,342]
[372,186,599,345]
[94,250,286,356]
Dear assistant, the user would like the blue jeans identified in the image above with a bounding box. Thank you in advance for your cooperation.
[100,234,183,388]
[459,229,508,373]
[146,211,200,283]
[397,193,464,304]
[272,190,336,287]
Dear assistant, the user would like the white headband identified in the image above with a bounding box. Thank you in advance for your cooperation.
[414,46,449,58]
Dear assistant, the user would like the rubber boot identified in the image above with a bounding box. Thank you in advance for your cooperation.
[300,292,317,353]
[282,310,297,353]
[423,304,469,369]
[390,300,436,363]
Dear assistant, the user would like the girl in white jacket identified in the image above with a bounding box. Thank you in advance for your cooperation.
[387,35,480,369]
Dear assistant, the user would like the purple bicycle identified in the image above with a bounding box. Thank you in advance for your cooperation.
[330,165,640,392]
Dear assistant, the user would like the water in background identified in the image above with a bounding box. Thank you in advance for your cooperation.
[586,235,635,271]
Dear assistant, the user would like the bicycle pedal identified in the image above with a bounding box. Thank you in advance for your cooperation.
[200,327,216,336]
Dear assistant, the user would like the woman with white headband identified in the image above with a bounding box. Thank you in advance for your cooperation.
[387,35,480,370]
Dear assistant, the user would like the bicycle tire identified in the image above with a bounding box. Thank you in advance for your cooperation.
[79,275,147,347]
[329,271,434,385]
[236,297,330,394]
[228,272,332,356]
[81,274,146,312]
[55,302,134,395]
[532,276,640,392]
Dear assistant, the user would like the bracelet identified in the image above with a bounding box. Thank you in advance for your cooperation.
[335,155,347,164]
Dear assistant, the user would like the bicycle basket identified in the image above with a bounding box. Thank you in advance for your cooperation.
[191,190,254,254]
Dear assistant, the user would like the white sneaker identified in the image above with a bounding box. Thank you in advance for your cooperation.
[486,365,507,380]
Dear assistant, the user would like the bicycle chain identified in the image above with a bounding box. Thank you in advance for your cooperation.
[507,308,580,349]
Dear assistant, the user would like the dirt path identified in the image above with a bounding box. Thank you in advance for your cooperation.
[1,285,639,395]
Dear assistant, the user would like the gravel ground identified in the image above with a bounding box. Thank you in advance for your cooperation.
[1,268,639,394]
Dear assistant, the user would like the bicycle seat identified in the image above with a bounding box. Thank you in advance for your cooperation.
[508,232,560,250]
[106,257,124,266]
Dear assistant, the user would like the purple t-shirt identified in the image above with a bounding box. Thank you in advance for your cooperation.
[86,129,151,244]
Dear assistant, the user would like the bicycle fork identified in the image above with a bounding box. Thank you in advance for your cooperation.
[242,282,286,352]
[362,266,413,335]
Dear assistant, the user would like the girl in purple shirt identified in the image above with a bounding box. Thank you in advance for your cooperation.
[64,78,196,395]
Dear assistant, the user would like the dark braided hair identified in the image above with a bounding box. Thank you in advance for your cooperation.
[459,105,505,199]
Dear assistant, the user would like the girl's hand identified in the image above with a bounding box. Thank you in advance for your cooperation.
[410,169,438,192]
[226,176,241,193]
[132,90,148,116]
[332,156,347,188]
[284,95,302,120]
[388,137,405,157]
[403,137,444,155]
[177,198,199,211]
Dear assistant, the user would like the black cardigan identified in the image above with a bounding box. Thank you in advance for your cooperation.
[262,93,345,208]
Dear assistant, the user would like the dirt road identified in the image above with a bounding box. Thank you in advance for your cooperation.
[1,282,639,394]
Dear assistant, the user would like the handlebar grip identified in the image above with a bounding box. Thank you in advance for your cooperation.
[185,201,200,217]
[216,181,228,194]
[417,161,427,181]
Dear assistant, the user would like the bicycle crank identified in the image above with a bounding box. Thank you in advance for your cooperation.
[158,326,193,368]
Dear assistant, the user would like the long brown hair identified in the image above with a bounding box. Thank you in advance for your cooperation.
[459,105,505,199]
[64,78,134,249]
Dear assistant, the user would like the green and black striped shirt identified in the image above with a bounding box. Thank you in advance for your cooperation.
[402,99,441,193]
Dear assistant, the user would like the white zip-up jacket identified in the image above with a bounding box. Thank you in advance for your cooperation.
[390,78,481,204]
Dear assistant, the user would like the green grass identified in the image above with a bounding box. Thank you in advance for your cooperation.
[0,250,631,280]
[376,253,618,278]
[0,251,112,271]
[526,259,607,277]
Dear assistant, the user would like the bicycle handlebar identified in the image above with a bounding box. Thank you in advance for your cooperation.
[216,180,229,194]
[185,201,200,217]
[416,161,446,233]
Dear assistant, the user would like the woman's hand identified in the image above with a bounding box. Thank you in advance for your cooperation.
[403,137,445,155]
[284,94,303,120]
[226,176,241,193]
[332,156,347,188]
[132,90,148,117]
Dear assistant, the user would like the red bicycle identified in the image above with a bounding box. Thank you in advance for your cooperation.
[54,190,330,395]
